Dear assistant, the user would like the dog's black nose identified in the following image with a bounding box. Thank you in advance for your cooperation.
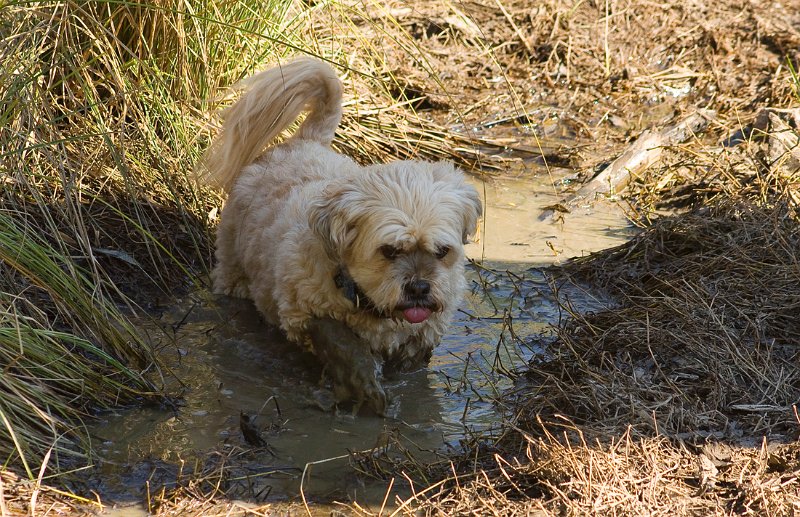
[405,280,431,299]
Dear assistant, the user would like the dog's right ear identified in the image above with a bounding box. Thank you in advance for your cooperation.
[308,186,358,260]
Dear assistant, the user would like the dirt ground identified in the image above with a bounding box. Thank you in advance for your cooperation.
[351,0,798,187]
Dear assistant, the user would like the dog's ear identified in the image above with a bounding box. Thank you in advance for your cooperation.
[459,184,483,244]
[308,186,358,260]
[429,163,483,244]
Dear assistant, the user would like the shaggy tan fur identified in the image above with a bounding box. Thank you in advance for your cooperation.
[199,58,481,406]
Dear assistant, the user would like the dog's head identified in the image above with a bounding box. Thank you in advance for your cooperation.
[309,161,482,324]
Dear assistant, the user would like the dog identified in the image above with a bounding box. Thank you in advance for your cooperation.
[199,58,482,414]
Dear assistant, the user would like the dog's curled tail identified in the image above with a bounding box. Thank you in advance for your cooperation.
[198,58,343,192]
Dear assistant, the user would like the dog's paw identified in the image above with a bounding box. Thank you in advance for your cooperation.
[383,334,434,376]
[306,317,388,416]
[347,365,388,417]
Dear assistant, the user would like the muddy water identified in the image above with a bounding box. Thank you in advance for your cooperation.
[466,172,633,263]
[93,172,633,512]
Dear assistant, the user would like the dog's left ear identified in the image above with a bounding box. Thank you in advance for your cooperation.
[308,185,358,260]
[459,184,483,244]
[430,163,483,244]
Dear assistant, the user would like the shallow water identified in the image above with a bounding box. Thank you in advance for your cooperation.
[93,172,634,511]
[465,174,633,263]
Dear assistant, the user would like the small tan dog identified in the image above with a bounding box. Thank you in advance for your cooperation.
[200,58,481,414]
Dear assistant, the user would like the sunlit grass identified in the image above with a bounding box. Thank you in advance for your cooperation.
[789,55,800,103]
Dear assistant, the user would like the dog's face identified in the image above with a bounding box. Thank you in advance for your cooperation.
[309,161,482,324]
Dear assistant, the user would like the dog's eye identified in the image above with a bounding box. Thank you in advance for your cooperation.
[435,246,451,259]
[380,245,401,260]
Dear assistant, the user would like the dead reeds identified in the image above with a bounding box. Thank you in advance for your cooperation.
[397,192,800,515]
[528,200,800,436]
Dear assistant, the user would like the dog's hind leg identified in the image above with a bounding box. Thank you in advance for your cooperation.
[211,262,250,299]
[211,217,251,299]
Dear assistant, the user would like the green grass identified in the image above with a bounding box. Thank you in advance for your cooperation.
[789,55,800,102]
[0,0,306,479]
[0,208,161,470]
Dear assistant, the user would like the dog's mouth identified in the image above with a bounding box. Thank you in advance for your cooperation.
[394,301,440,324]
[402,306,432,324]
[335,268,441,323]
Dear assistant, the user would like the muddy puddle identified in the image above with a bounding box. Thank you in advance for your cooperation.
[92,169,635,513]
[465,174,634,263]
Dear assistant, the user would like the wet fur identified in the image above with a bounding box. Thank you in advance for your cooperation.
[200,58,482,394]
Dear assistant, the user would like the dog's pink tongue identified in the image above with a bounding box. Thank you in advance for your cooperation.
[403,307,432,324]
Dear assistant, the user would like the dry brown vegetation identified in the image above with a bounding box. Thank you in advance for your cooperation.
[2,0,800,514]
[325,1,800,515]
[403,200,800,515]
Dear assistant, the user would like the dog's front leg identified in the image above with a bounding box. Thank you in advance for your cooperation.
[306,317,387,416]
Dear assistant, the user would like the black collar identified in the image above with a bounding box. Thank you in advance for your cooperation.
[334,268,389,318]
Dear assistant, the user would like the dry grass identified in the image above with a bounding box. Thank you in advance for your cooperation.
[390,191,800,515]
[531,201,800,436]
[628,114,800,214]
[405,429,800,516]
[3,0,800,514]
[0,469,102,517]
